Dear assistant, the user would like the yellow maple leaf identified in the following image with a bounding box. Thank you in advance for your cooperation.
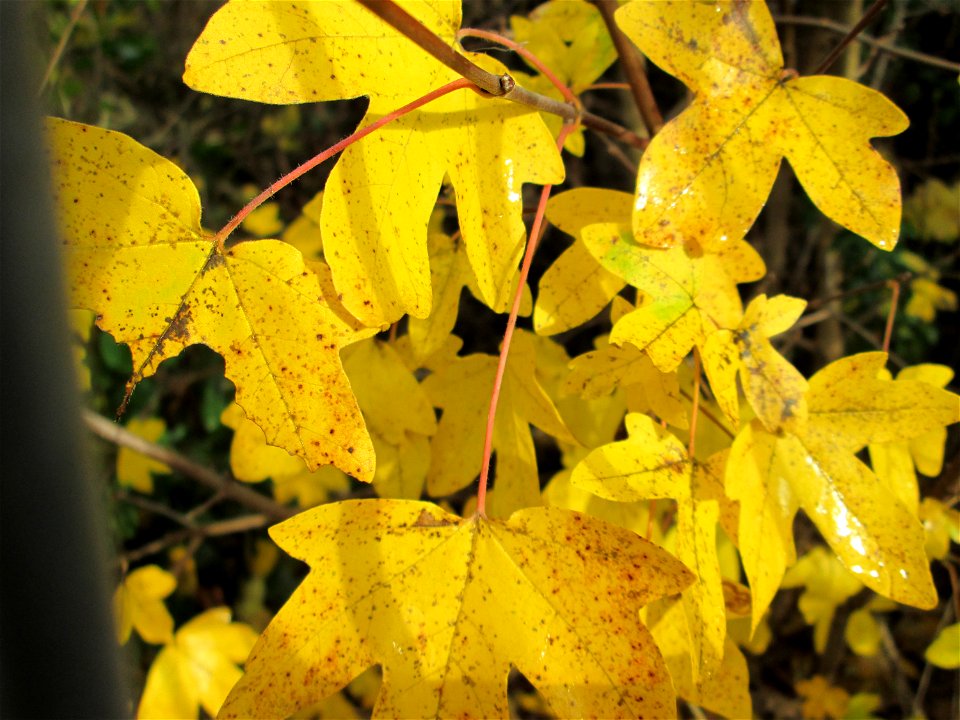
[581,221,764,371]
[919,497,960,562]
[728,352,958,632]
[702,293,808,433]
[48,117,375,480]
[184,0,563,326]
[116,417,171,494]
[423,330,573,517]
[137,607,258,720]
[903,178,960,243]
[219,499,693,719]
[113,564,176,645]
[616,0,907,251]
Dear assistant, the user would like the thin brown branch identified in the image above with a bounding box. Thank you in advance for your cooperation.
[355,0,647,149]
[813,0,888,75]
[38,0,89,96]
[776,15,960,74]
[590,0,663,136]
[121,515,271,564]
[83,409,295,521]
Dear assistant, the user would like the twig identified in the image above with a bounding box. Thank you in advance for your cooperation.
[913,600,957,717]
[806,271,914,310]
[881,279,901,353]
[813,0,888,75]
[590,0,663,136]
[83,409,295,521]
[775,15,960,74]
[356,0,647,149]
[121,515,271,564]
[38,0,89,96]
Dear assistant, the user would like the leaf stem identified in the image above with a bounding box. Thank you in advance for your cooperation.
[357,0,646,149]
[882,278,901,354]
[213,78,475,250]
[457,28,578,105]
[688,349,702,459]
[476,123,577,517]
[590,0,664,136]
[813,0,887,75]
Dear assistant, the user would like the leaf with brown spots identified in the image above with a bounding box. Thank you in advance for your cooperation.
[616,0,908,251]
[218,499,694,719]
[48,117,376,480]
[183,0,564,326]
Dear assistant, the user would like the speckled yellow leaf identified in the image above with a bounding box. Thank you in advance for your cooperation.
[113,565,176,645]
[48,117,374,480]
[808,352,959,452]
[424,330,573,516]
[581,223,760,371]
[702,294,808,433]
[220,499,694,719]
[647,599,753,720]
[185,1,563,325]
[535,189,632,335]
[616,0,907,250]
[138,608,257,720]
[572,413,690,502]
[116,417,171,494]
[924,622,960,669]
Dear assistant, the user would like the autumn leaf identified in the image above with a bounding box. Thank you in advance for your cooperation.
[116,417,171,494]
[48,117,375,480]
[219,499,694,719]
[535,188,631,335]
[113,564,176,645]
[795,675,850,720]
[903,178,960,243]
[616,0,908,250]
[702,293,808,432]
[925,623,960,669]
[728,352,959,631]
[580,221,764,371]
[138,608,257,719]
[424,330,573,517]
[184,0,564,325]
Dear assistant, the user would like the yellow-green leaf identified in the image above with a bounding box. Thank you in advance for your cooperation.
[219,499,694,719]
[48,117,374,480]
[924,622,960,669]
[616,0,908,250]
[185,1,563,325]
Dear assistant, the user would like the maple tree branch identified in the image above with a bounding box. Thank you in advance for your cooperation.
[215,78,474,247]
[476,122,577,517]
[356,0,647,149]
[881,278,901,353]
[121,515,271,565]
[37,0,88,96]
[775,15,960,74]
[812,0,888,75]
[83,409,295,521]
[590,0,663,136]
[457,28,577,105]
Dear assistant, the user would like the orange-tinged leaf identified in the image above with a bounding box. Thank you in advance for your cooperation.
[219,499,694,719]
[795,675,850,720]
[616,0,908,251]
[571,413,690,502]
[113,565,176,645]
[138,608,257,720]
[48,117,374,480]
[185,1,563,325]
[116,417,171,494]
